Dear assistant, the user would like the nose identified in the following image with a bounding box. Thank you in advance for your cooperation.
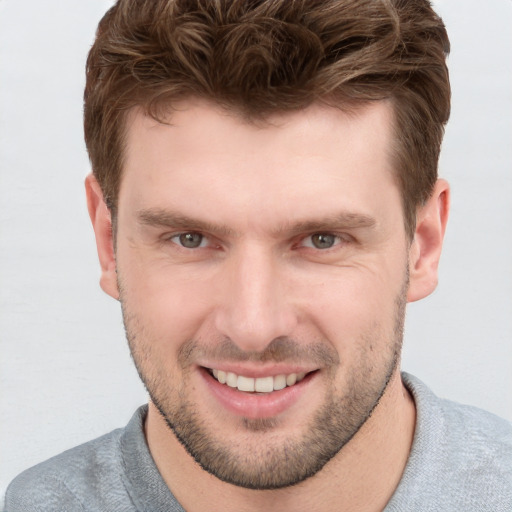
[214,244,298,353]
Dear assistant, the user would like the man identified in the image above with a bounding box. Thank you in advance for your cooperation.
[5,0,512,510]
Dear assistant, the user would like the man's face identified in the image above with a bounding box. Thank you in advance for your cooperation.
[114,100,410,489]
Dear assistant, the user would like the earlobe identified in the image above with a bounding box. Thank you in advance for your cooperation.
[85,174,119,300]
[407,179,450,303]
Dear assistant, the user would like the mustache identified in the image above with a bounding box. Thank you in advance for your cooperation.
[178,336,340,368]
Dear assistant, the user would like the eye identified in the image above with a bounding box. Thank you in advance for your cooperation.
[171,232,207,249]
[301,233,340,250]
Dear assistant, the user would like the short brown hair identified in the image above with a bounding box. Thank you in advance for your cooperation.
[84,0,450,239]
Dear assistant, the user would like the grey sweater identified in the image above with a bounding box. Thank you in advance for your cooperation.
[5,373,512,511]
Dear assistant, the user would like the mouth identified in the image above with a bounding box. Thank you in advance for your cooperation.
[200,366,319,419]
[207,368,309,393]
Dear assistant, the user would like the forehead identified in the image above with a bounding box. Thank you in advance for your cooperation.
[119,99,400,231]
[124,99,393,161]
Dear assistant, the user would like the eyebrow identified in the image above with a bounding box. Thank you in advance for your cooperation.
[276,213,376,237]
[137,208,236,237]
[136,208,376,238]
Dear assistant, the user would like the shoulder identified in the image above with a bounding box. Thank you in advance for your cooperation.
[438,390,512,454]
[3,405,155,512]
[434,387,512,495]
[389,373,512,511]
[5,427,125,511]
[404,372,512,465]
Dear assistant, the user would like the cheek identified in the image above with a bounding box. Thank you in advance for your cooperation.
[300,266,403,348]
[118,258,217,348]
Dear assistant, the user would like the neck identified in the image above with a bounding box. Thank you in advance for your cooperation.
[145,369,416,512]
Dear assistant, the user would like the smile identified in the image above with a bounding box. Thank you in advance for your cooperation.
[209,368,307,393]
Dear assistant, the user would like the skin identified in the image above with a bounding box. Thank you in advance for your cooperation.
[87,99,449,511]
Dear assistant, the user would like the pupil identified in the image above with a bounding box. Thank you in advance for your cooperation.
[312,234,335,249]
[180,232,202,248]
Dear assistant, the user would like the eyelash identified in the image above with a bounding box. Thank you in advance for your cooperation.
[167,232,211,249]
[297,233,345,250]
[164,231,349,252]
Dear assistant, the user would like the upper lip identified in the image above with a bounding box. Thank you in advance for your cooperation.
[199,363,318,378]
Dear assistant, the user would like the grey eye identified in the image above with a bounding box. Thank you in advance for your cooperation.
[178,232,204,248]
[310,233,337,249]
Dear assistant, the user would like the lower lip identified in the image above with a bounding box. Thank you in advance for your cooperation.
[199,367,315,419]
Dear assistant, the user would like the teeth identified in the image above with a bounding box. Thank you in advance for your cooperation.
[255,376,274,393]
[210,369,309,393]
[226,372,238,388]
[286,373,297,386]
[273,374,287,390]
[237,375,255,392]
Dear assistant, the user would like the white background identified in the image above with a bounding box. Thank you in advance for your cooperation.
[1,0,511,496]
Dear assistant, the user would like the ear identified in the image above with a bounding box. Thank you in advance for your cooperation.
[85,174,119,300]
[407,179,450,303]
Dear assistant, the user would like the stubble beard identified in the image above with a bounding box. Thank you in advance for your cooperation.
[120,277,407,490]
